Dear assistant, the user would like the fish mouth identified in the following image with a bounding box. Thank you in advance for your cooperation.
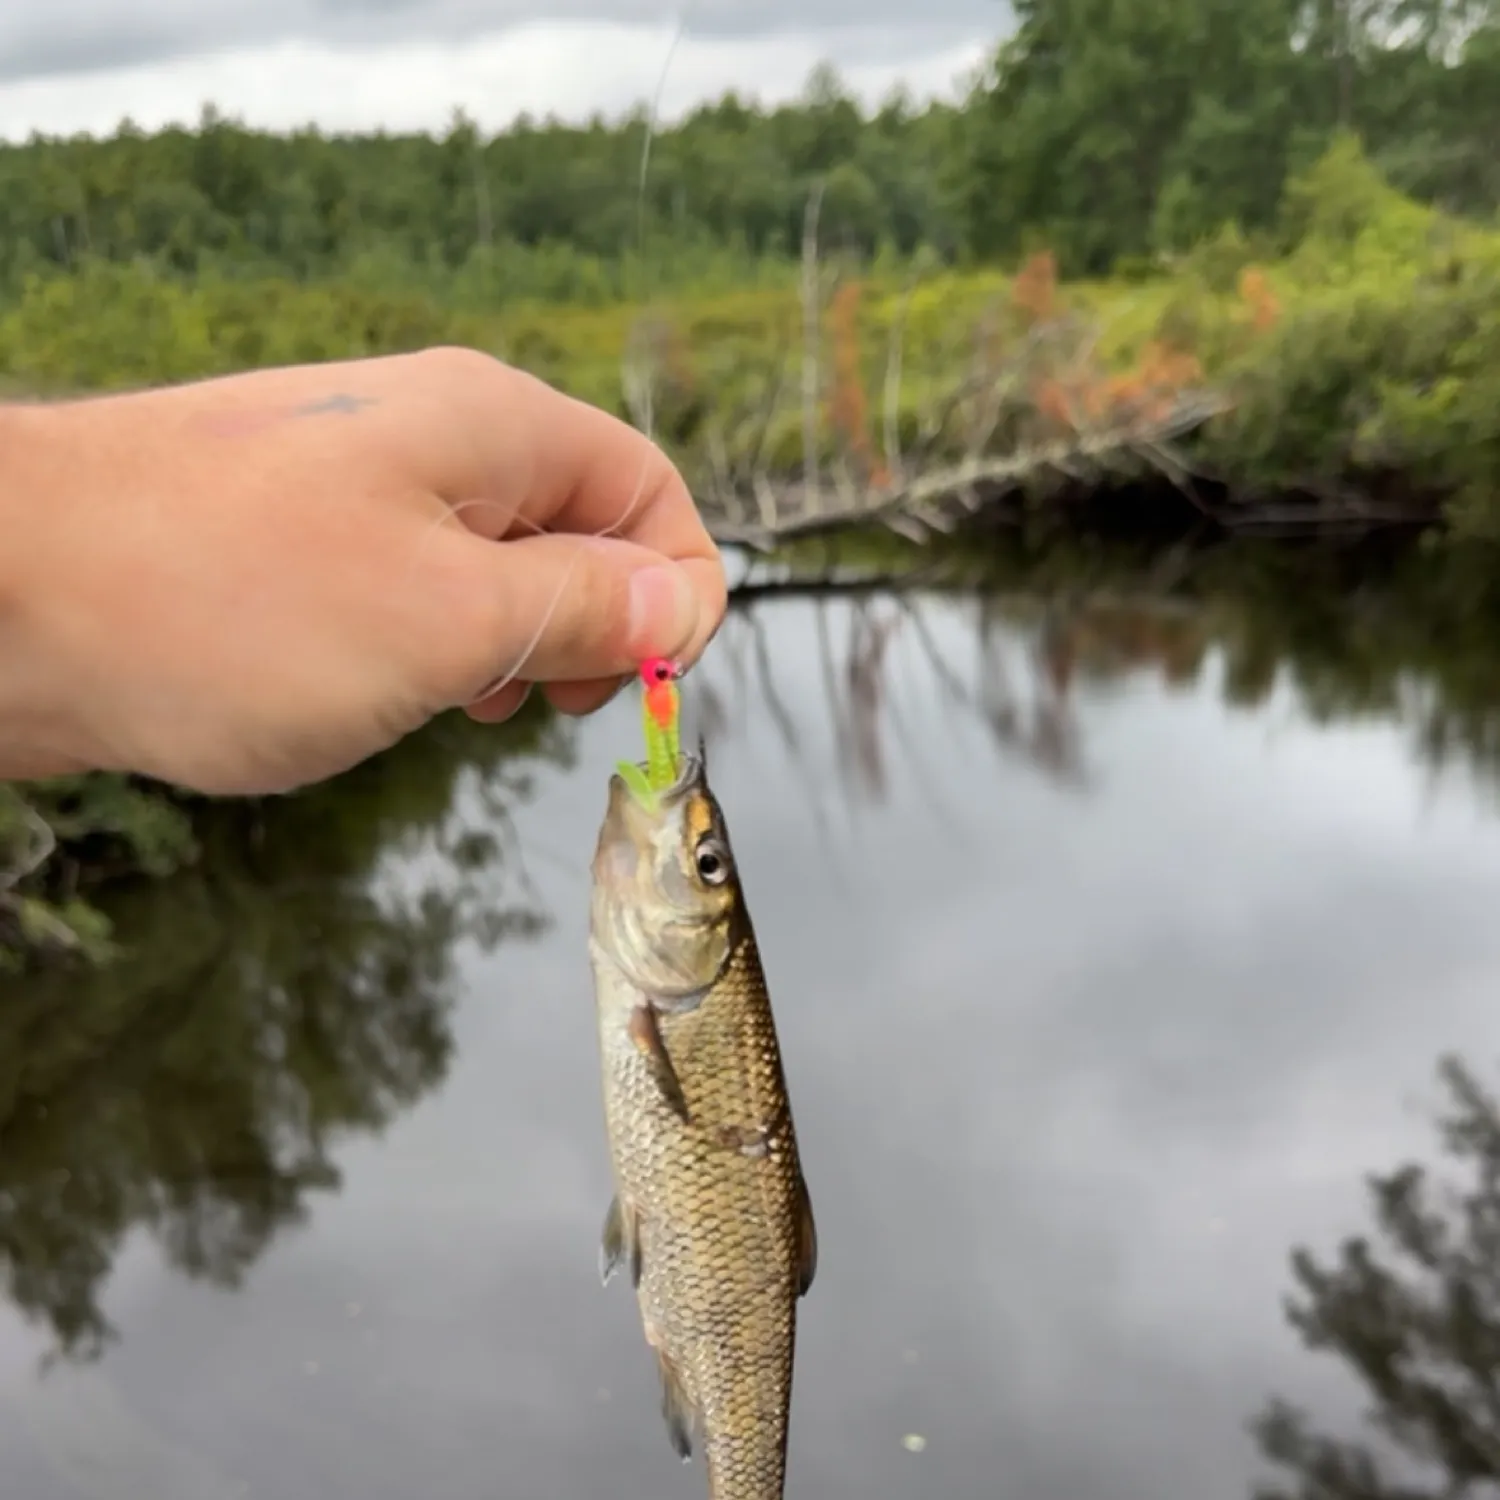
[661,747,708,801]
[595,748,704,886]
[617,742,709,807]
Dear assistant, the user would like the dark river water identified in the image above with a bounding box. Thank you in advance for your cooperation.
[3,579,1499,1500]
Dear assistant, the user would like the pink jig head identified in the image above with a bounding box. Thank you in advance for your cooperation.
[639,656,683,734]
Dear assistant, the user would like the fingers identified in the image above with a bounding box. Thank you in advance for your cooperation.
[465,678,531,724]
[402,352,728,703]
[429,351,720,572]
[466,677,625,725]
[437,526,724,710]
[541,676,630,716]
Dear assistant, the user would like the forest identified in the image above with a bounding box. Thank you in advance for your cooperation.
[6,0,1500,967]
[3,0,1499,287]
[2,1,1500,532]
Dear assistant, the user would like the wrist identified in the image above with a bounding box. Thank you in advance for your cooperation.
[0,401,35,598]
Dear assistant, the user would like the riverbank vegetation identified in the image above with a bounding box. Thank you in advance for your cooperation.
[5,0,1500,967]
[0,703,567,1357]
[5,131,1499,541]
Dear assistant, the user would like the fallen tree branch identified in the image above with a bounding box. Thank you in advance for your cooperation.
[622,253,1441,552]
[706,392,1234,550]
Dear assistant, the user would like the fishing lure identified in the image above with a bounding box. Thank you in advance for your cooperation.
[616,656,684,807]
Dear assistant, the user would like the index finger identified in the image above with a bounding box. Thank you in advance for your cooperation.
[445,355,714,556]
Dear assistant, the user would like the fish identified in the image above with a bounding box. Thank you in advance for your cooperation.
[588,741,816,1500]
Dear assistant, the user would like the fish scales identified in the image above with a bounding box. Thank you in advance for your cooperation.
[597,924,802,1497]
[589,751,815,1500]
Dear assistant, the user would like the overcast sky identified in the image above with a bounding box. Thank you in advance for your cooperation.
[0,1,1009,141]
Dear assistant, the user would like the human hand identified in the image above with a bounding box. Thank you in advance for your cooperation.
[0,347,726,795]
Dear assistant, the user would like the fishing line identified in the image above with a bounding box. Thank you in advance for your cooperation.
[400,460,659,706]
[401,6,700,711]
[0,22,701,922]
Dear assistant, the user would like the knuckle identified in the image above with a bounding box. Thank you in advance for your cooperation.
[416,344,506,390]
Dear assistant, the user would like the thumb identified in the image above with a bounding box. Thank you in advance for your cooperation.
[445,530,708,704]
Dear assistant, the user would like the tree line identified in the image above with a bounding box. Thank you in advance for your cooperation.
[967,0,1500,273]
[1,0,1498,297]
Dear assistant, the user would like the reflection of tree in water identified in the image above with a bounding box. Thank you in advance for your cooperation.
[706,583,1099,805]
[721,530,1500,802]
[980,536,1500,798]
[1200,544,1500,795]
[1251,1055,1500,1500]
[0,703,571,1362]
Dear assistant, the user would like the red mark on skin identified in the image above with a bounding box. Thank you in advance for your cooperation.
[640,657,682,730]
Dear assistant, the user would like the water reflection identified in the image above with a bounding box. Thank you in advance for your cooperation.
[1252,1055,1500,1500]
[705,592,1096,807]
[6,552,1500,1500]
[722,534,1500,804]
[0,705,569,1364]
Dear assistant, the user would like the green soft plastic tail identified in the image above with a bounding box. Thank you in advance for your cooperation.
[615,760,656,806]
[643,683,680,790]
[615,676,682,808]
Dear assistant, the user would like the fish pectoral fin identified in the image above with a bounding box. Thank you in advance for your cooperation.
[628,1004,690,1123]
[796,1176,818,1298]
[656,1350,697,1463]
[599,1195,643,1289]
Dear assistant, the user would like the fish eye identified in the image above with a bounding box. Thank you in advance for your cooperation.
[694,837,730,886]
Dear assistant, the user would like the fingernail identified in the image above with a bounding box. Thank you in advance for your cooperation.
[627,565,698,657]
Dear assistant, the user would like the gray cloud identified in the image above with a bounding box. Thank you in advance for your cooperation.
[0,0,1009,87]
